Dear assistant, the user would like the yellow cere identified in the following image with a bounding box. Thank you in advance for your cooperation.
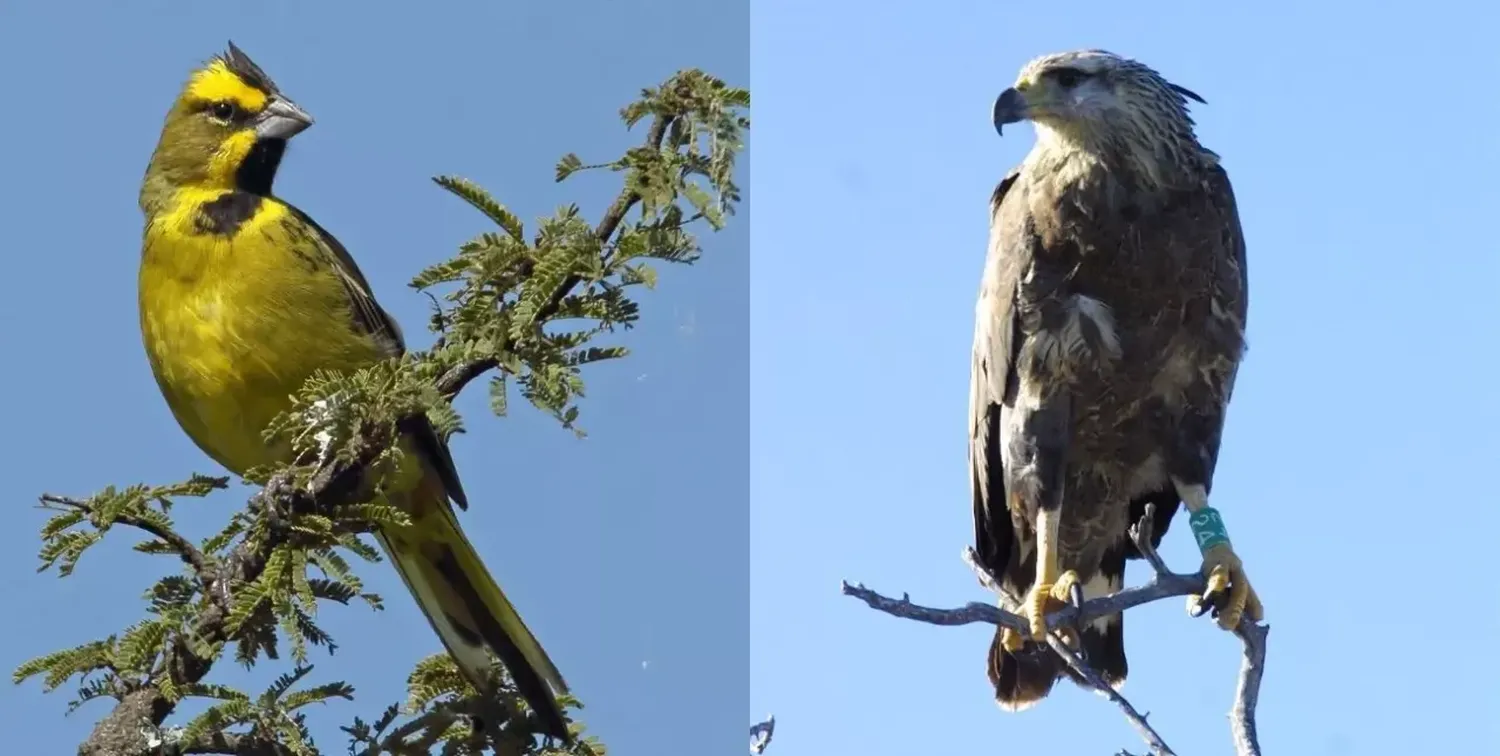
[186,60,268,113]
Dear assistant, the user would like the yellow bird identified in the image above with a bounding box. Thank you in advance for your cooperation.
[137,43,571,739]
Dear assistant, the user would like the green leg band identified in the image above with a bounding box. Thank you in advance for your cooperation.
[1188,506,1231,552]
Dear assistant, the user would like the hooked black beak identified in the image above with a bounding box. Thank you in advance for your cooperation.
[254,97,314,140]
[992,87,1027,136]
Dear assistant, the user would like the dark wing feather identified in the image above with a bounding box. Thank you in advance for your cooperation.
[1191,161,1251,469]
[1216,163,1249,337]
[284,204,471,510]
[970,169,1024,583]
[1124,161,1250,556]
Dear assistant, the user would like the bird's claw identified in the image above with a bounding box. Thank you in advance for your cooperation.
[1012,569,1081,647]
[1189,543,1263,630]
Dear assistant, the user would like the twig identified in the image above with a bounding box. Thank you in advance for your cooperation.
[39,493,217,581]
[176,729,301,755]
[1231,622,1268,756]
[73,463,380,756]
[749,715,775,754]
[841,505,1266,756]
[434,114,675,400]
[955,518,1175,755]
[1045,634,1175,755]
[353,701,472,756]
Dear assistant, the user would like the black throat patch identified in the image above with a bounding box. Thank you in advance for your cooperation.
[236,138,286,196]
[193,137,286,236]
[195,191,262,236]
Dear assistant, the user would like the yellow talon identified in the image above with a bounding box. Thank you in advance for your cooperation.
[1050,570,1080,603]
[1193,543,1264,630]
[1000,626,1025,652]
[1021,569,1080,642]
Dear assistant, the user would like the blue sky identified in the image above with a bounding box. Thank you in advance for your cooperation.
[751,2,1500,755]
[0,1,746,753]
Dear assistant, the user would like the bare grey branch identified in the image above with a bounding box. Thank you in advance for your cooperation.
[842,505,1266,756]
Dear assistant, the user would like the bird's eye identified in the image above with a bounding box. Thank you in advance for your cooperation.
[1052,69,1085,88]
[210,101,238,122]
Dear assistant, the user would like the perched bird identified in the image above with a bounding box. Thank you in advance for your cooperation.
[969,49,1263,710]
[137,43,572,739]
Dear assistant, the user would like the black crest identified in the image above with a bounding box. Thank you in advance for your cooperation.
[218,41,279,94]
[1169,82,1207,105]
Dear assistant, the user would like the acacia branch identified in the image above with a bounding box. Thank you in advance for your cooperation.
[39,493,217,581]
[354,701,472,756]
[176,730,301,755]
[841,505,1266,756]
[434,114,675,400]
[73,457,383,755]
[347,699,571,756]
[73,429,563,756]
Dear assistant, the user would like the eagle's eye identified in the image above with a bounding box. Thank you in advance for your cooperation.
[209,101,238,122]
[1051,68,1085,89]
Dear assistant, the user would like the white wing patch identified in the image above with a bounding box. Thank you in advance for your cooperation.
[1031,294,1123,371]
[1068,295,1122,359]
[1080,569,1120,636]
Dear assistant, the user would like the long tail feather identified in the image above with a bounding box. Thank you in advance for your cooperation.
[375,481,570,740]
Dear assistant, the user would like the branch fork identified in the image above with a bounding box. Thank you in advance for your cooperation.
[841,504,1268,756]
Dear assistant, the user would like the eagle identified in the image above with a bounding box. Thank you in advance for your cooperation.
[968,49,1263,711]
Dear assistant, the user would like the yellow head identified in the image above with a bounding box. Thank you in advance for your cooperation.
[140,42,314,214]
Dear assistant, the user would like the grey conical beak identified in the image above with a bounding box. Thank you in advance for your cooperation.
[255,97,314,140]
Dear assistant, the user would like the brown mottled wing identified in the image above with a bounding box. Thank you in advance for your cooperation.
[1179,162,1250,485]
[283,203,471,509]
[1126,159,1251,560]
[969,167,1026,593]
[1212,162,1249,371]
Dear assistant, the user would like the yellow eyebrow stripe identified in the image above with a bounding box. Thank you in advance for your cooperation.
[186,61,268,113]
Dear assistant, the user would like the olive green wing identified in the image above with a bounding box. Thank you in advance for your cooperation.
[283,203,471,510]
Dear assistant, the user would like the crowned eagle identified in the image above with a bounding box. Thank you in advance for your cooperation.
[969,49,1263,710]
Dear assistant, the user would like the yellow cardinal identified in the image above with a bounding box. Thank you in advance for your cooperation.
[137,42,571,739]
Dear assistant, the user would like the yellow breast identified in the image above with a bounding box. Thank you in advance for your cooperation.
[139,191,386,474]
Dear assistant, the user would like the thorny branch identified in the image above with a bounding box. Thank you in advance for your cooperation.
[349,700,558,756]
[48,422,593,756]
[39,492,218,579]
[841,505,1268,756]
[51,467,381,756]
[433,115,674,400]
[98,698,500,755]
[173,731,299,756]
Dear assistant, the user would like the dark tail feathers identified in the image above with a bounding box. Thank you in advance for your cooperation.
[988,613,1128,710]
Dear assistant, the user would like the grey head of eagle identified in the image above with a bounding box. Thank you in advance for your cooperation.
[968,49,1259,713]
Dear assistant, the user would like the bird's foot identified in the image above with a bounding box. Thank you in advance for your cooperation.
[999,625,1027,653]
[1190,543,1264,630]
[1016,569,1080,645]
